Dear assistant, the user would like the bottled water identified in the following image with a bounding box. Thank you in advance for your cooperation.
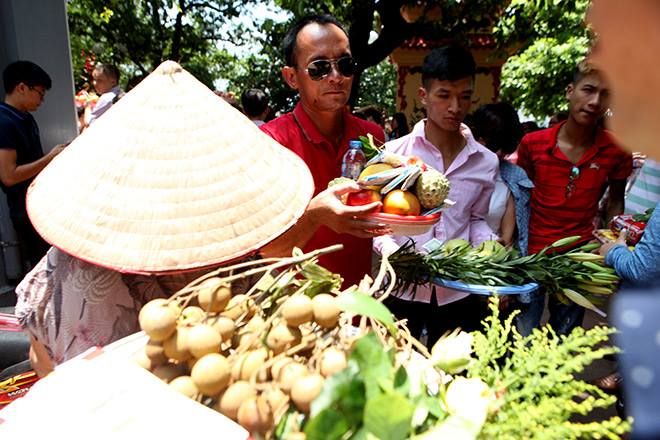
[341,140,366,180]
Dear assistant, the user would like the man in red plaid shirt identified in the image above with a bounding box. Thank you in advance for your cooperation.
[515,59,632,335]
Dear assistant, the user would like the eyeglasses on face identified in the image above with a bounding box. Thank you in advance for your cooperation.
[27,85,46,100]
[565,165,580,198]
[296,57,356,81]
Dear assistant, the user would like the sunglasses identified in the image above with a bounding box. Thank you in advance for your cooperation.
[297,57,356,81]
[565,165,580,198]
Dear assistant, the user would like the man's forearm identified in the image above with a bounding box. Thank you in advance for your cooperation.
[604,198,624,225]
[604,179,627,225]
[259,211,319,258]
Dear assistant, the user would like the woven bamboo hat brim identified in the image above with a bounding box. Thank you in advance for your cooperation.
[27,61,314,274]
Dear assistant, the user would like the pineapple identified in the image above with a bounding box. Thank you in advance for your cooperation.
[414,170,450,209]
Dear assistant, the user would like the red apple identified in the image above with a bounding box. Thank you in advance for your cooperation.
[405,155,427,171]
[346,189,382,208]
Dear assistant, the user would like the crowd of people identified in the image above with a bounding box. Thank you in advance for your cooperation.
[1,5,659,428]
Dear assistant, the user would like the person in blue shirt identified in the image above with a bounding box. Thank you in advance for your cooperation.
[599,202,660,287]
[0,61,67,267]
[469,102,538,335]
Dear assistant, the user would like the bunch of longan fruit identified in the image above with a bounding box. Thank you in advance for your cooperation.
[133,275,352,440]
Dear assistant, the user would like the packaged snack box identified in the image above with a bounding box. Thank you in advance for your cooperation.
[611,214,646,244]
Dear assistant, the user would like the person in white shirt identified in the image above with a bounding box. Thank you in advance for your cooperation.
[87,63,122,125]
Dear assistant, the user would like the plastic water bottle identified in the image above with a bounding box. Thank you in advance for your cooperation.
[341,140,366,180]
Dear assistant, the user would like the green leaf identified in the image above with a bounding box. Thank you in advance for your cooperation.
[275,407,306,439]
[413,393,447,420]
[411,413,481,440]
[350,427,368,440]
[310,360,365,425]
[364,393,415,440]
[304,408,351,440]
[336,290,397,336]
[350,333,394,401]
[393,364,411,396]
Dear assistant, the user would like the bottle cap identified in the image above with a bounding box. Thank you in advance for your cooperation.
[349,140,362,148]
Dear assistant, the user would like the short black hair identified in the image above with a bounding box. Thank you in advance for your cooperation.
[357,105,382,125]
[392,112,409,137]
[469,102,523,156]
[241,88,269,117]
[521,121,540,133]
[94,63,119,82]
[422,45,476,89]
[3,60,52,94]
[282,14,349,67]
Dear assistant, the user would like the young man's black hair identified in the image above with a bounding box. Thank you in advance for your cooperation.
[470,102,523,156]
[241,88,269,118]
[421,45,476,88]
[3,60,52,94]
[282,14,348,67]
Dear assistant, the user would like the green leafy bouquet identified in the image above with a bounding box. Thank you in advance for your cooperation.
[280,298,630,440]
[386,235,619,316]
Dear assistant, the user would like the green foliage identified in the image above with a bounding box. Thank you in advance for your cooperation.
[355,58,398,116]
[500,36,590,119]
[276,301,632,439]
[335,289,397,336]
[67,0,245,91]
[470,301,632,440]
[494,0,593,118]
[386,236,619,312]
[300,332,451,440]
[67,0,596,117]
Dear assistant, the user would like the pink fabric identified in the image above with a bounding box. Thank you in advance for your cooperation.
[373,120,499,304]
[14,247,236,365]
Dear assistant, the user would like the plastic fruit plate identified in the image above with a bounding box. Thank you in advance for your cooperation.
[361,212,441,236]
[433,278,540,296]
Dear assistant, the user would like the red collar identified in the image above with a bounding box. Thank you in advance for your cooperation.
[292,102,352,146]
[549,121,616,165]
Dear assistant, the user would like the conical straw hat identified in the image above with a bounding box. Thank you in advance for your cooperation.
[27,61,314,274]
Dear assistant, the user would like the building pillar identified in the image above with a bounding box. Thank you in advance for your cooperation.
[0,0,77,303]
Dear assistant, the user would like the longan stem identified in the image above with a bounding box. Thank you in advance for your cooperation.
[231,280,314,362]
[168,245,344,302]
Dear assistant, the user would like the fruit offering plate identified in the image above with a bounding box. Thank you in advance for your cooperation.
[362,212,441,236]
[432,278,540,296]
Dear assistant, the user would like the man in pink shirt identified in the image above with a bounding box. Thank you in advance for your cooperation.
[374,45,499,347]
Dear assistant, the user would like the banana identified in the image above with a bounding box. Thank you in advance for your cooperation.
[566,253,605,262]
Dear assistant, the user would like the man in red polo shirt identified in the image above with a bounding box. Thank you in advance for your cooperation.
[515,59,632,335]
[260,15,386,288]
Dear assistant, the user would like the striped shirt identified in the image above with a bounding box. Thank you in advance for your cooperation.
[516,122,632,254]
[625,158,660,215]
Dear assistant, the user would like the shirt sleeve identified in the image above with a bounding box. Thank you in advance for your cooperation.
[515,137,534,181]
[609,148,634,181]
[469,157,498,244]
[373,233,403,257]
[605,202,660,287]
[88,93,114,123]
